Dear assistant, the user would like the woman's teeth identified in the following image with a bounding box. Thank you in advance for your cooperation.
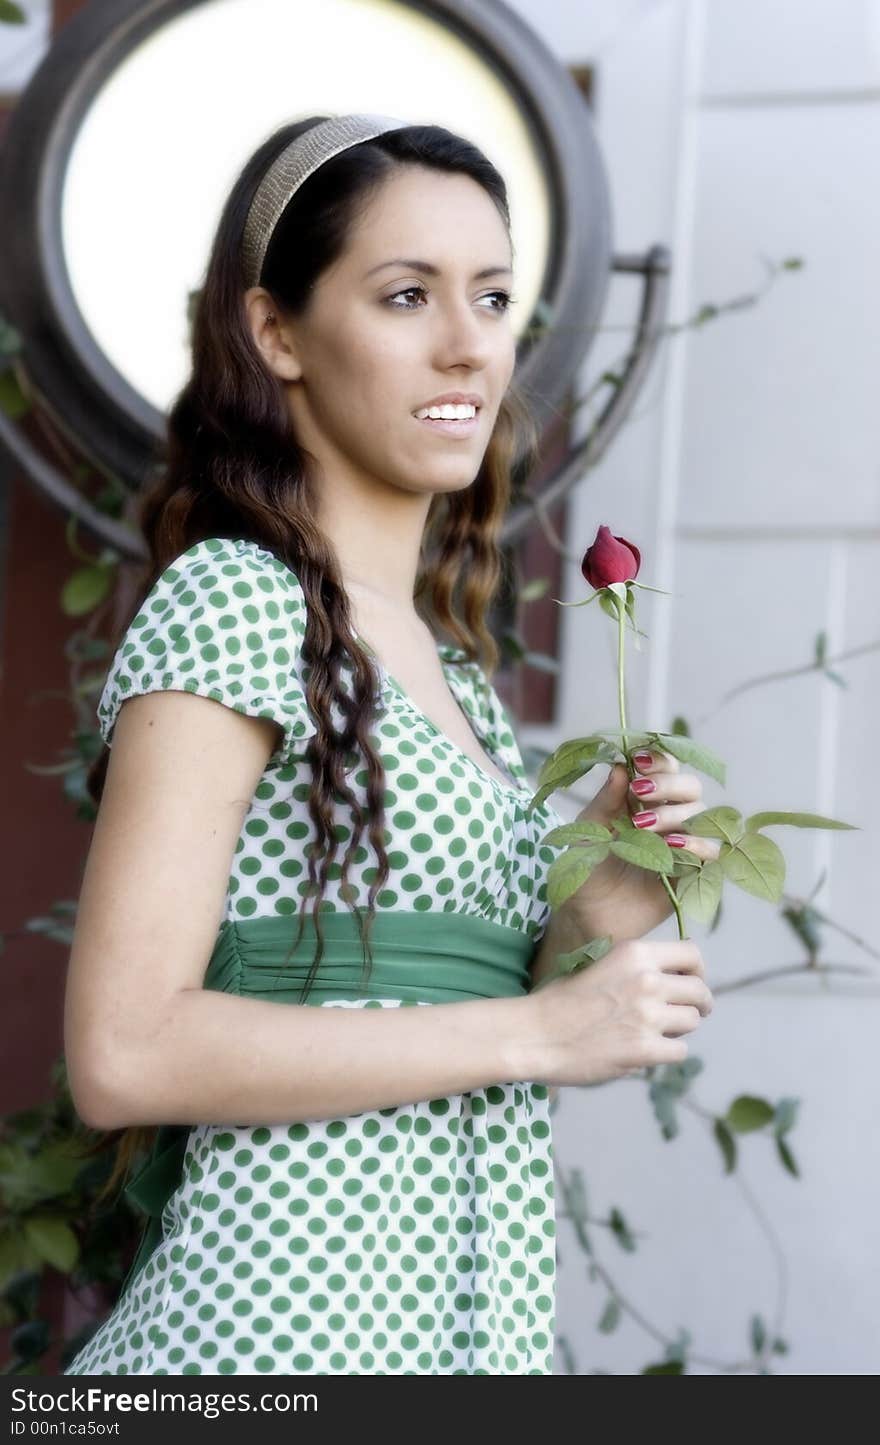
[414,404,477,420]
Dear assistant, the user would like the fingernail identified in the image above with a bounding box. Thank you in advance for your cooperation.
[633,811,657,828]
[667,834,688,847]
[630,778,656,796]
[633,752,653,769]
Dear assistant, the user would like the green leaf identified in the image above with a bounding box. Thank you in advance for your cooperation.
[531,739,619,806]
[546,844,610,909]
[676,859,724,924]
[649,1083,679,1141]
[519,576,550,602]
[598,1296,621,1333]
[745,810,859,833]
[776,1136,800,1178]
[681,806,745,844]
[0,2,27,26]
[642,1360,685,1374]
[541,820,612,848]
[713,1118,737,1174]
[609,1207,637,1252]
[726,1095,775,1133]
[609,827,677,875]
[529,936,614,993]
[648,732,727,785]
[720,833,786,903]
[773,1097,800,1137]
[751,1314,766,1353]
[0,365,30,419]
[22,1217,79,1273]
[61,565,113,617]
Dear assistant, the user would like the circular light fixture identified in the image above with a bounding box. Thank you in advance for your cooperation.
[0,0,612,545]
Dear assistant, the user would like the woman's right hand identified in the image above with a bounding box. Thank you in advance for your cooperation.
[529,937,713,1087]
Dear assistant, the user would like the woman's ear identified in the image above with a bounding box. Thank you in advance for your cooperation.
[243,286,301,383]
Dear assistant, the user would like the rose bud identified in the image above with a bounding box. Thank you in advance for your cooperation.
[581,524,642,589]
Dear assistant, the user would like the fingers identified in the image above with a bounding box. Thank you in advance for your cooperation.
[662,975,714,1016]
[627,759,723,863]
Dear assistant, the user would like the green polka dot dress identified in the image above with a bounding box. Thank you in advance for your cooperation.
[65,536,566,1376]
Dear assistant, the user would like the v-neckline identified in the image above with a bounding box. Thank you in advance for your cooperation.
[352,630,530,799]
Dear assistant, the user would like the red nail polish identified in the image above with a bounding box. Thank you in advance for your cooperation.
[631,778,656,796]
[666,835,688,847]
[633,752,653,769]
[633,812,657,828]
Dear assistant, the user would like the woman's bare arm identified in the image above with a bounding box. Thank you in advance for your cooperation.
[64,691,544,1131]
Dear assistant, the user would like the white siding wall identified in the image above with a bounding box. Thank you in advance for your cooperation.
[510,0,880,1375]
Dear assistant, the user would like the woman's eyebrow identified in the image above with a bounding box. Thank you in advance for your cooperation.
[364,259,513,280]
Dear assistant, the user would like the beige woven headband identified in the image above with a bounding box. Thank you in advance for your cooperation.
[241,112,411,290]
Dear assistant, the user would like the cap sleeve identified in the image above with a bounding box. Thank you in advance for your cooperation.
[97,536,316,770]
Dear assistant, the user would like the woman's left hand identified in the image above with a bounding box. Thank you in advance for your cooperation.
[563,748,722,941]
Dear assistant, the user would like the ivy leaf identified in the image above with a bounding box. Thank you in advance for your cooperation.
[713,1118,737,1174]
[649,1083,679,1141]
[773,1097,800,1137]
[598,1296,621,1333]
[776,1136,800,1178]
[61,565,114,617]
[22,1217,79,1273]
[609,1207,637,1253]
[726,1095,775,1133]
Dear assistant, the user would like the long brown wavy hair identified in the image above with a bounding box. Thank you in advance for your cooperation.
[78,116,540,1209]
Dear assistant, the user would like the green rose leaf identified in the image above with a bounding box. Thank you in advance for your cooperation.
[721,833,786,903]
[648,732,727,786]
[745,810,859,833]
[726,1095,775,1133]
[609,827,677,875]
[546,843,611,909]
[676,858,724,924]
[681,806,745,844]
[713,1118,737,1174]
[541,820,613,848]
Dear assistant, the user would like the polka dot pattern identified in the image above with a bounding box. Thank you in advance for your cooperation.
[66,1068,556,1375]
[68,536,567,1375]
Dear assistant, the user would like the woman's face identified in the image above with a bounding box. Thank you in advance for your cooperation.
[271,165,517,497]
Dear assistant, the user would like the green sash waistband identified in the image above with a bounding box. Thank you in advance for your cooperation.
[118,910,537,1293]
[203,909,535,1005]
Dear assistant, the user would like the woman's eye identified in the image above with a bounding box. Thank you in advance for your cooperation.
[384,286,516,313]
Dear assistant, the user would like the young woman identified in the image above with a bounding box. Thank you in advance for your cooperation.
[62,113,711,1376]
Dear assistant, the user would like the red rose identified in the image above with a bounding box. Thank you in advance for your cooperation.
[581,525,641,589]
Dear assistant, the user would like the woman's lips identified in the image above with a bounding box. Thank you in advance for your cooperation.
[412,412,480,438]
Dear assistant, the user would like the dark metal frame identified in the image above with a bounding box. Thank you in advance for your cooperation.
[0,0,665,561]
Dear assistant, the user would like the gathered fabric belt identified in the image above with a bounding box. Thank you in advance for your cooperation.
[119,910,537,1291]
